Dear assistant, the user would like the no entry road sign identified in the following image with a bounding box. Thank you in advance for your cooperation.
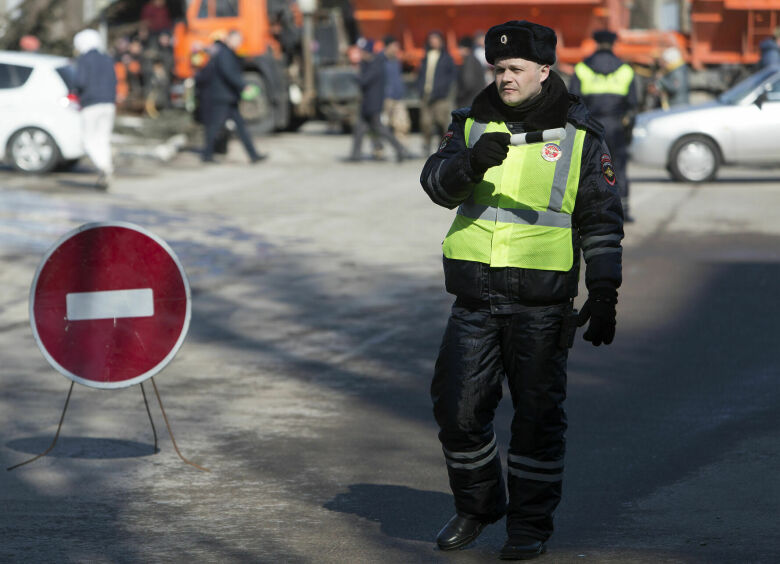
[30,222,191,389]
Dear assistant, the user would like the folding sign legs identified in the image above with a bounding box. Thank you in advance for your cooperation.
[7,381,74,471]
[8,379,208,472]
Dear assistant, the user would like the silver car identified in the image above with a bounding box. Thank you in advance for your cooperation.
[629,67,780,182]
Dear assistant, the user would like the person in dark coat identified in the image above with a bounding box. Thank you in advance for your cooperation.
[200,30,264,163]
[455,36,487,108]
[382,35,411,146]
[347,38,407,162]
[417,31,457,155]
[73,29,118,189]
[759,28,780,68]
[421,20,623,560]
[569,30,637,221]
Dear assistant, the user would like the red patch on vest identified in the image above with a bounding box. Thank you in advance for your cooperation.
[601,153,616,186]
[438,131,454,152]
[542,143,562,162]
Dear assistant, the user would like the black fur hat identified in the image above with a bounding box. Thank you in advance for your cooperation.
[485,20,557,65]
[593,29,618,44]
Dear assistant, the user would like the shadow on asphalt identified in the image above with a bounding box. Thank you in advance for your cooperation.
[6,436,157,459]
[323,484,451,542]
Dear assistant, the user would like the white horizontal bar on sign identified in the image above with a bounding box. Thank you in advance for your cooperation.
[510,127,567,146]
[66,288,154,321]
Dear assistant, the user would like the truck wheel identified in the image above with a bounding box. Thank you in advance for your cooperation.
[668,135,720,183]
[240,72,275,135]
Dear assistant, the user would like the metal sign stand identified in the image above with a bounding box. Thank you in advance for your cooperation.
[7,377,209,472]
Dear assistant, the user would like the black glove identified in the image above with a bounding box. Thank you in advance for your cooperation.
[469,132,511,176]
[577,288,617,346]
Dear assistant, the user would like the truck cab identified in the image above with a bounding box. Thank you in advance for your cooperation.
[173,0,358,133]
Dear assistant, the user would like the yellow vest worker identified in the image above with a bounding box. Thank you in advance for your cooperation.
[420,20,624,560]
[569,29,638,221]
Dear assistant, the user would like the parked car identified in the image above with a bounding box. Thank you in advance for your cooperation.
[0,51,84,173]
[630,66,780,182]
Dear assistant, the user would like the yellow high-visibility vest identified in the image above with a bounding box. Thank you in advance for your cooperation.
[442,119,586,271]
[574,62,634,96]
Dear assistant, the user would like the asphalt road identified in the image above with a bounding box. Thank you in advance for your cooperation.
[0,125,778,563]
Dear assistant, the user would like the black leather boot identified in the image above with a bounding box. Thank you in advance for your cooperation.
[435,514,487,550]
[499,538,547,560]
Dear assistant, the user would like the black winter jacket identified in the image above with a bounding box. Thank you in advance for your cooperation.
[456,53,486,108]
[420,85,624,312]
[74,50,117,107]
[204,41,246,105]
[357,52,387,117]
[416,48,456,102]
[569,49,638,120]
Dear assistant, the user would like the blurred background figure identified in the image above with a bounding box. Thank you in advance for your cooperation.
[656,47,690,108]
[759,28,780,69]
[455,35,486,108]
[570,29,637,221]
[472,30,493,85]
[416,30,456,155]
[19,35,40,52]
[141,0,173,35]
[347,38,408,162]
[382,35,411,148]
[200,30,264,164]
[73,28,117,189]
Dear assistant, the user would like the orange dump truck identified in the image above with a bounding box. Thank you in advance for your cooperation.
[173,0,359,132]
[173,0,780,131]
[353,0,780,84]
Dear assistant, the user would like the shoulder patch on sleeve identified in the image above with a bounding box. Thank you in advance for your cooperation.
[438,131,454,152]
[601,153,616,186]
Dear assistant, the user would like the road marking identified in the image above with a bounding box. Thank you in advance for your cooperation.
[66,289,154,321]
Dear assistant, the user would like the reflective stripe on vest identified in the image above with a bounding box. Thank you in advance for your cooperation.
[574,62,634,96]
[442,119,586,271]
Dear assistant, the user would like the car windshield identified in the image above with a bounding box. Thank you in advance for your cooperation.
[719,67,780,104]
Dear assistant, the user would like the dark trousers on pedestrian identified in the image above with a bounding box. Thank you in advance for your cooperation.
[202,102,259,162]
[349,112,405,160]
[601,116,630,217]
[432,299,570,541]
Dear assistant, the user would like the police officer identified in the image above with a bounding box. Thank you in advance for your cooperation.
[569,30,637,221]
[420,21,623,560]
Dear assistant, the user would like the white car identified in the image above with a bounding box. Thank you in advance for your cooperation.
[630,66,780,182]
[0,51,84,173]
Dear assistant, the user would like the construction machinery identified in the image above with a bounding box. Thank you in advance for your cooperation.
[173,0,358,132]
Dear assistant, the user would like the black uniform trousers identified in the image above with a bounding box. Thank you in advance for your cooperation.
[349,112,405,160]
[600,115,630,215]
[202,102,259,162]
[432,298,570,541]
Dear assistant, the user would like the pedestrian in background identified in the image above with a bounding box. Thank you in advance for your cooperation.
[421,20,623,560]
[347,38,407,162]
[141,0,172,35]
[73,29,117,189]
[382,36,412,147]
[416,31,456,155]
[759,27,780,69]
[455,36,486,108]
[200,30,265,164]
[570,29,637,221]
[656,47,690,108]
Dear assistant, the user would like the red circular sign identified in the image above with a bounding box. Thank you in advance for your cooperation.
[30,222,191,389]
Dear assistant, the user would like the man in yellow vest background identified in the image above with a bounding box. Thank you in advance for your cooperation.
[420,20,624,560]
[569,30,637,221]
